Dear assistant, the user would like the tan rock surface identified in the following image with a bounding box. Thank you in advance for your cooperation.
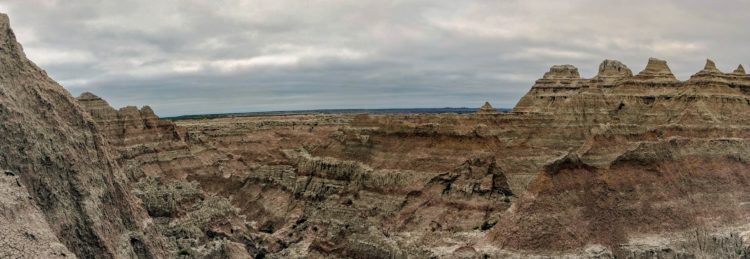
[476,101,497,114]
[633,57,679,82]
[735,64,746,75]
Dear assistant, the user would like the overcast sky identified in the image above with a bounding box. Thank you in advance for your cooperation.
[1,1,748,116]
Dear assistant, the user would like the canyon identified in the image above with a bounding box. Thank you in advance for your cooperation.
[1,12,750,258]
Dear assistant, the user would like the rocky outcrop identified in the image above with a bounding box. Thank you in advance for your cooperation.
[0,13,167,258]
[734,64,746,75]
[632,57,678,82]
[593,59,633,83]
[476,101,497,114]
[532,64,586,89]
[132,177,259,258]
[77,92,180,147]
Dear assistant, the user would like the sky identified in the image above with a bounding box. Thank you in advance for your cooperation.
[1,0,749,116]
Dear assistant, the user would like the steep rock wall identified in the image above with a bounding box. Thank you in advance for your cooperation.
[0,13,167,258]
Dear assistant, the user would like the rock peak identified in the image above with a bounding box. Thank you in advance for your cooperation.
[634,57,677,82]
[734,64,746,75]
[0,12,34,70]
[477,101,497,114]
[594,59,632,82]
[703,59,720,72]
[542,64,580,79]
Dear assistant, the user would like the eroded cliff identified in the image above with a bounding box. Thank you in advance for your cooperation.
[0,13,168,258]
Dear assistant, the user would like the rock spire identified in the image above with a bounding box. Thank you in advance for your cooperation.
[477,101,497,114]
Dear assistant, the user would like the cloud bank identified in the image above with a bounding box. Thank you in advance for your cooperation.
[1,0,748,116]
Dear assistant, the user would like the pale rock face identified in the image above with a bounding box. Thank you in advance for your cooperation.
[542,64,580,79]
[593,59,633,83]
[532,64,586,89]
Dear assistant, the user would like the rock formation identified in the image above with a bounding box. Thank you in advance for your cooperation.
[593,59,633,83]
[77,92,180,147]
[0,13,168,258]
[735,64,746,74]
[307,57,750,257]
[632,57,678,82]
[476,101,497,114]
[532,64,585,89]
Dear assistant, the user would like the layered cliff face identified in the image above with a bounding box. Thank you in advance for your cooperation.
[62,54,750,257]
[304,58,750,257]
[0,13,168,258]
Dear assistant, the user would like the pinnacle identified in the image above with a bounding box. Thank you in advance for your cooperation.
[703,59,720,72]
[734,64,746,74]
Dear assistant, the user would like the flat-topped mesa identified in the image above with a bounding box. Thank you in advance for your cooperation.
[631,57,679,83]
[592,59,633,84]
[476,101,497,114]
[532,64,586,89]
[543,65,580,79]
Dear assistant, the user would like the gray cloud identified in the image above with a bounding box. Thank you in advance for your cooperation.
[1,0,748,116]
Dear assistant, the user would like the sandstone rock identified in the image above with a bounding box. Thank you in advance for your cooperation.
[530,64,586,89]
[543,64,580,79]
[734,64,746,75]
[633,57,678,82]
[476,101,497,114]
[703,58,721,72]
[593,59,632,83]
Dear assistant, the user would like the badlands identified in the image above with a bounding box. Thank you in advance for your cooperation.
[1,12,750,258]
